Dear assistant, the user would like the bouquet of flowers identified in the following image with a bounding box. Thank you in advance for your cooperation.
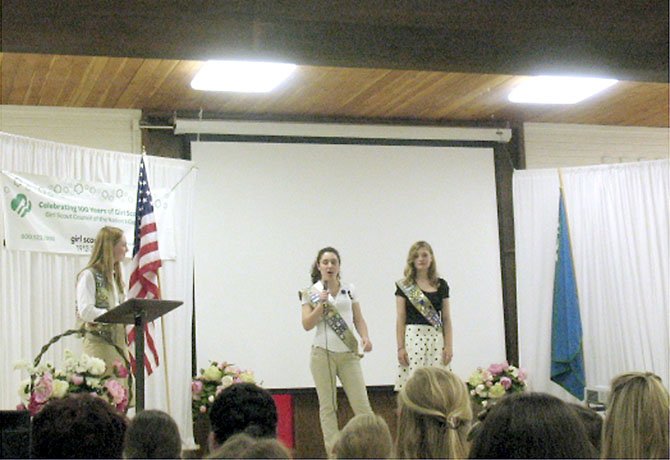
[192,361,256,417]
[16,350,130,415]
[467,361,527,407]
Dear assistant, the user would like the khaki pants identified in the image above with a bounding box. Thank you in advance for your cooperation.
[310,346,372,456]
[82,323,128,376]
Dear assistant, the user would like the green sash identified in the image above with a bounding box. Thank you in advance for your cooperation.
[302,285,361,356]
[79,270,117,339]
[396,279,443,328]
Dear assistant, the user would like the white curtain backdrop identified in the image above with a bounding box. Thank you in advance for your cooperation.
[0,132,197,447]
[514,159,669,401]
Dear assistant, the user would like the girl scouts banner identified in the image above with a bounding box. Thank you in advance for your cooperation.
[0,170,176,258]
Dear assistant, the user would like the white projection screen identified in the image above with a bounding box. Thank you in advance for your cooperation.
[192,141,506,389]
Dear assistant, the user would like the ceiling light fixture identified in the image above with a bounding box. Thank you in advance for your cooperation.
[508,76,618,104]
[191,60,296,93]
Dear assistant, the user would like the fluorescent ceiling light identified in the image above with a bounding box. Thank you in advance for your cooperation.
[191,60,296,93]
[508,76,618,104]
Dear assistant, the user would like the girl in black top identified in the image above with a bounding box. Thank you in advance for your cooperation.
[395,241,453,390]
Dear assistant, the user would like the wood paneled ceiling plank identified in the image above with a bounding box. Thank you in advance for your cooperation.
[113,59,165,108]
[100,57,146,108]
[69,57,112,107]
[1,53,24,104]
[57,55,96,107]
[22,54,54,106]
[144,60,202,111]
[37,55,75,106]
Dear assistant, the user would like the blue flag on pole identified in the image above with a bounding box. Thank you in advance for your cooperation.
[551,190,586,400]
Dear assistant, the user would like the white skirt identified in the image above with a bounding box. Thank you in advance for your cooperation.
[394,324,448,391]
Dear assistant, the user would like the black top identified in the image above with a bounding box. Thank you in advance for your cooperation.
[395,278,450,326]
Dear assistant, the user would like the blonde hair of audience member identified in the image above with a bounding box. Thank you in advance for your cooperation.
[207,433,292,459]
[601,371,670,459]
[333,414,393,459]
[396,367,472,459]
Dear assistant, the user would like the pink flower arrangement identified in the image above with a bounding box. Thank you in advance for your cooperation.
[192,361,256,417]
[16,351,130,416]
[467,361,528,407]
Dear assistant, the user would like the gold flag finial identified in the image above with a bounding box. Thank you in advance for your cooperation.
[142,145,147,156]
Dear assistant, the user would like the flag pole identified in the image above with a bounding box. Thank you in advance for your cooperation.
[139,146,171,414]
[157,269,172,414]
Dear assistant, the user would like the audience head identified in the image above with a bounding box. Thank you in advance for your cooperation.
[333,414,393,459]
[602,371,669,459]
[569,403,603,454]
[396,367,472,459]
[468,392,596,459]
[123,409,182,459]
[207,433,291,459]
[31,393,127,459]
[208,383,278,449]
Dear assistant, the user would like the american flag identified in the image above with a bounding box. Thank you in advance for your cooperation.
[127,156,162,375]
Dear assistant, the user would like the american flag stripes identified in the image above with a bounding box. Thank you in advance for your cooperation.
[127,156,162,375]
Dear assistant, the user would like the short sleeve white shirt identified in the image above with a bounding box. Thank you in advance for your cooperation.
[303,280,358,352]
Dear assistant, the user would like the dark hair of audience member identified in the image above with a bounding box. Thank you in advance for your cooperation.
[468,392,596,459]
[208,382,278,448]
[333,413,393,459]
[31,393,128,459]
[569,403,603,454]
[123,409,182,459]
[207,433,292,459]
[601,371,669,459]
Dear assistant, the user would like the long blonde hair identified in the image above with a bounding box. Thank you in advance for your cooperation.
[403,241,439,286]
[334,414,393,459]
[396,367,471,459]
[601,371,669,459]
[79,226,125,294]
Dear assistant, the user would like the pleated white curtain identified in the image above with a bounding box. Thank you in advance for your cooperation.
[514,159,669,401]
[0,132,197,447]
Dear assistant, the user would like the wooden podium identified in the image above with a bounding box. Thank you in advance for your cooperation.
[96,298,182,411]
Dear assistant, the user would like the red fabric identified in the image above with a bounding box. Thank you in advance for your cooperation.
[272,394,294,448]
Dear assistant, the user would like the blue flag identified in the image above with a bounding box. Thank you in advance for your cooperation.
[551,190,586,399]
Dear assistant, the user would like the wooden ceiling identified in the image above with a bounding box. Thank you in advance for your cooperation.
[1,1,668,127]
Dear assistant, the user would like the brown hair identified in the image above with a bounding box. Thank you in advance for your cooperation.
[123,409,182,458]
[469,392,596,458]
[601,372,669,459]
[396,367,471,459]
[208,433,291,459]
[310,246,341,283]
[403,241,439,287]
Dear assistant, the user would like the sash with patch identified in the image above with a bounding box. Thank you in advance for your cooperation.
[76,270,117,336]
[396,279,443,328]
[302,285,361,356]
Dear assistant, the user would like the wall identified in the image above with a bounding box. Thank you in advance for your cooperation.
[0,105,141,153]
[523,123,669,169]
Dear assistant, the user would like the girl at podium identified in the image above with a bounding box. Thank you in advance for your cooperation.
[76,226,129,376]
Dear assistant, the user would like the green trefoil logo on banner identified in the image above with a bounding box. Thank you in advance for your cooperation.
[11,193,32,217]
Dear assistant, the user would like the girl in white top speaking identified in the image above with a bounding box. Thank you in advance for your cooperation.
[301,246,374,457]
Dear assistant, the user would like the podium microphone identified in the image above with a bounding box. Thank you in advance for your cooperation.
[323,280,328,291]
